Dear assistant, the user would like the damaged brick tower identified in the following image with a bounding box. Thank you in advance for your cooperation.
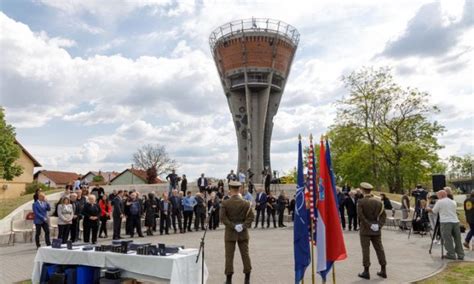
[210,18,299,182]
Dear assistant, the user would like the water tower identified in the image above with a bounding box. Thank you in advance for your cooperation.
[209,18,299,181]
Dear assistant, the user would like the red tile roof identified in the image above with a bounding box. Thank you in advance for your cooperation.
[34,170,80,185]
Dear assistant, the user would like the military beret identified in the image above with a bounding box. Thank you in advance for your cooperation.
[360,182,374,190]
[229,181,242,187]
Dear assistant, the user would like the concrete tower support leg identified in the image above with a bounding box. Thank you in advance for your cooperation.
[264,91,283,173]
[246,86,271,180]
[227,91,249,173]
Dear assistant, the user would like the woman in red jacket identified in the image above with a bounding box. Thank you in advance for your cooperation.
[98,194,112,238]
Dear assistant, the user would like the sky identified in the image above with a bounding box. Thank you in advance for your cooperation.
[0,0,472,180]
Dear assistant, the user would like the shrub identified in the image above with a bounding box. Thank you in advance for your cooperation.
[92,175,104,183]
[24,181,50,195]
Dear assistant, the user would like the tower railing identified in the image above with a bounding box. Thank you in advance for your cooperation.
[209,18,300,50]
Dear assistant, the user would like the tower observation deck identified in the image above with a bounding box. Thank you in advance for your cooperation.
[210,18,299,181]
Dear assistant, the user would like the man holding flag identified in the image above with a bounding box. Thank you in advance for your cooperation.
[315,137,347,281]
[293,135,311,283]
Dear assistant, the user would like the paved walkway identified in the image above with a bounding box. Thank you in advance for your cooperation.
[0,225,472,284]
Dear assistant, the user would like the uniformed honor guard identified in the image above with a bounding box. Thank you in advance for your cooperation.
[357,182,387,280]
[220,181,255,284]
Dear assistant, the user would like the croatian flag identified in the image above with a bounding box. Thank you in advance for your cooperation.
[294,138,311,284]
[316,138,347,281]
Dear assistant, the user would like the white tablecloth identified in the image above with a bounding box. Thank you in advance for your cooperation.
[32,246,208,284]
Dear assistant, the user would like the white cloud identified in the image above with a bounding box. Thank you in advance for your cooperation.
[1,0,472,179]
[0,12,221,128]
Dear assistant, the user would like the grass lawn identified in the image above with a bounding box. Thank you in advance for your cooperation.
[415,262,474,284]
[0,189,62,219]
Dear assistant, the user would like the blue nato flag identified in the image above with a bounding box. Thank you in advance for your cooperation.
[294,138,311,284]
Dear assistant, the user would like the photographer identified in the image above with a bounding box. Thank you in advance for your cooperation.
[426,190,464,260]
[412,185,428,210]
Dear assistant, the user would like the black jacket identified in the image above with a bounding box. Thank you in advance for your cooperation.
[112,196,124,218]
[169,195,182,213]
[344,197,358,216]
[276,195,289,211]
[82,203,100,223]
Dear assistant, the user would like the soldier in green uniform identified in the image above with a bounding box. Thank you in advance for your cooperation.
[220,181,255,284]
[357,182,387,280]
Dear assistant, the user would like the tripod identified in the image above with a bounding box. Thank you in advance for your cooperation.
[196,207,211,284]
[429,216,444,258]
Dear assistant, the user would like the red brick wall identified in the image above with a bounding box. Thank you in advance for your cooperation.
[215,35,295,75]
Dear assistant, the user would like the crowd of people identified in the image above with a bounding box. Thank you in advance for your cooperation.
[32,170,294,249]
[31,171,473,265]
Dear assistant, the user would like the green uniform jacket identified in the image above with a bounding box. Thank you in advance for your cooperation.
[220,195,255,241]
[357,194,387,236]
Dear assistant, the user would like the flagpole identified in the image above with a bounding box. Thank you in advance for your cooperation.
[310,218,316,284]
[332,264,336,284]
[309,134,316,284]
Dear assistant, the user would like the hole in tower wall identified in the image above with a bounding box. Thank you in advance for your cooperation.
[241,114,248,125]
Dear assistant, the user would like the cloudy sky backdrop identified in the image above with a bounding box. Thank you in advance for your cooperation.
[0,0,472,180]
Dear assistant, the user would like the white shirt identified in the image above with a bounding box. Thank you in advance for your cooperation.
[73,180,81,190]
[432,198,459,223]
[239,172,246,183]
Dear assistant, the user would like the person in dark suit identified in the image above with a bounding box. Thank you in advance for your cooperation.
[289,195,296,221]
[73,190,86,241]
[208,192,220,230]
[220,181,255,284]
[32,193,51,248]
[82,195,101,244]
[277,191,289,227]
[126,192,144,238]
[159,192,172,235]
[69,193,79,242]
[180,174,188,195]
[112,190,124,240]
[169,189,183,233]
[197,173,208,193]
[337,187,347,230]
[144,192,158,236]
[357,182,387,280]
[194,192,206,231]
[254,187,267,228]
[266,191,277,228]
[344,191,358,231]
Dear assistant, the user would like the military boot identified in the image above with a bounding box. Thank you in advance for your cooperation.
[358,266,370,280]
[244,272,251,284]
[377,265,387,278]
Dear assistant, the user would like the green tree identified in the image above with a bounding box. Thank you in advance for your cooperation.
[333,67,445,193]
[0,107,23,180]
[447,154,473,179]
